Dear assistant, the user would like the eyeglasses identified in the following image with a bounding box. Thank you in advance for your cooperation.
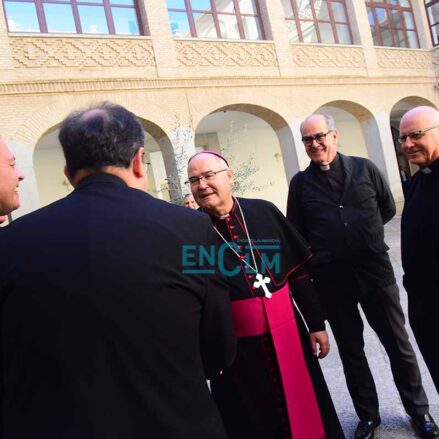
[301,130,333,147]
[185,169,228,186]
[397,125,439,144]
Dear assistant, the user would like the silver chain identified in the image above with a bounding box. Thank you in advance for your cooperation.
[212,198,260,275]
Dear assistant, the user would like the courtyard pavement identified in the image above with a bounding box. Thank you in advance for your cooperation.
[320,216,439,438]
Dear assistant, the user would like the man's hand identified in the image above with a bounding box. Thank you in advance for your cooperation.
[309,330,330,359]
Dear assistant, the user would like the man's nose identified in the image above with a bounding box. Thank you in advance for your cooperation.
[198,177,209,189]
[403,136,415,149]
[17,169,24,181]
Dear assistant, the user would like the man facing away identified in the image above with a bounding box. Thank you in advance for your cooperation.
[287,114,437,439]
[0,103,236,439]
[399,106,439,395]
[187,151,345,439]
[0,137,24,221]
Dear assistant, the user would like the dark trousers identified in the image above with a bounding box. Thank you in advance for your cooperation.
[406,287,439,395]
[315,271,428,421]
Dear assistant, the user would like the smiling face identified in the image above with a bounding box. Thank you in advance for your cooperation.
[0,139,24,216]
[301,115,338,165]
[187,153,234,216]
[183,194,199,209]
[399,106,439,168]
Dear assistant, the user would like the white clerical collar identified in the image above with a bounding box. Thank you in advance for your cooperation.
[219,213,230,220]
[320,164,330,171]
[421,167,432,174]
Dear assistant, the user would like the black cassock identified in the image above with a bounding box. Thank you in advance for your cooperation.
[207,197,345,439]
[402,158,439,393]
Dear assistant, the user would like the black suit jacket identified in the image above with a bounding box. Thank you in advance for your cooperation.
[0,173,236,439]
[287,153,396,289]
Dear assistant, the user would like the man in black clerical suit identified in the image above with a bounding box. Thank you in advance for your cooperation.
[187,151,344,439]
[287,114,438,439]
[0,103,236,439]
[400,106,439,396]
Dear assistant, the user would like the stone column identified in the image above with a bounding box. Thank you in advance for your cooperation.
[260,0,295,76]
[140,0,180,78]
[364,112,404,211]
[411,0,433,49]
[345,0,379,74]
[277,118,309,185]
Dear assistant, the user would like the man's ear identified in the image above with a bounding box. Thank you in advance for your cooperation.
[227,168,234,186]
[132,147,146,178]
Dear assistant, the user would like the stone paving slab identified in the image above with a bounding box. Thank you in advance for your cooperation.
[320,216,439,438]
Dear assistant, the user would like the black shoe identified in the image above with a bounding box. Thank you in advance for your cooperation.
[354,417,381,439]
[411,413,439,438]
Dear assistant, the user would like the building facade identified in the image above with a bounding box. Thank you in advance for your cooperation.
[1,0,439,218]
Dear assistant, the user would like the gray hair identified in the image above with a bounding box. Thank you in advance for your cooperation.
[300,114,336,133]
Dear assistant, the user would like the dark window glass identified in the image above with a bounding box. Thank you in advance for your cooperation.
[366,0,419,48]
[281,0,353,44]
[431,23,439,44]
[167,0,264,40]
[426,0,439,46]
[3,0,142,34]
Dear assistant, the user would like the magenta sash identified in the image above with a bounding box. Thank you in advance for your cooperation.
[231,284,326,439]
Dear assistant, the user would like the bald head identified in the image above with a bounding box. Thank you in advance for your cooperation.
[187,152,233,216]
[399,106,439,168]
[300,114,335,134]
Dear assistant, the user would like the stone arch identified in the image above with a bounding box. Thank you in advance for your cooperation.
[194,103,297,212]
[311,100,387,176]
[30,105,178,208]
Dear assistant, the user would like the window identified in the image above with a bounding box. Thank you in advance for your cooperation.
[167,0,264,40]
[3,0,142,35]
[281,0,353,44]
[366,0,419,48]
[426,0,439,46]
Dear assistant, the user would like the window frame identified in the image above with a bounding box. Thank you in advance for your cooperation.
[283,0,353,45]
[167,0,265,40]
[425,0,439,46]
[2,0,144,35]
[366,0,419,48]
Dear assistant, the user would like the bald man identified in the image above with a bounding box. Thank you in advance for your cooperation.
[287,114,436,439]
[0,137,24,220]
[187,151,344,439]
[400,106,439,396]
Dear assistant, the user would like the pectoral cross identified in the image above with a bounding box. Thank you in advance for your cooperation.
[254,273,272,299]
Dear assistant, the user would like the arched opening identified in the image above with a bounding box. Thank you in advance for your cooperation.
[312,100,387,177]
[195,104,297,212]
[33,118,177,207]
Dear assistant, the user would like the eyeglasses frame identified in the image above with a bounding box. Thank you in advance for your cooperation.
[185,168,229,186]
[398,125,439,144]
[301,130,334,147]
